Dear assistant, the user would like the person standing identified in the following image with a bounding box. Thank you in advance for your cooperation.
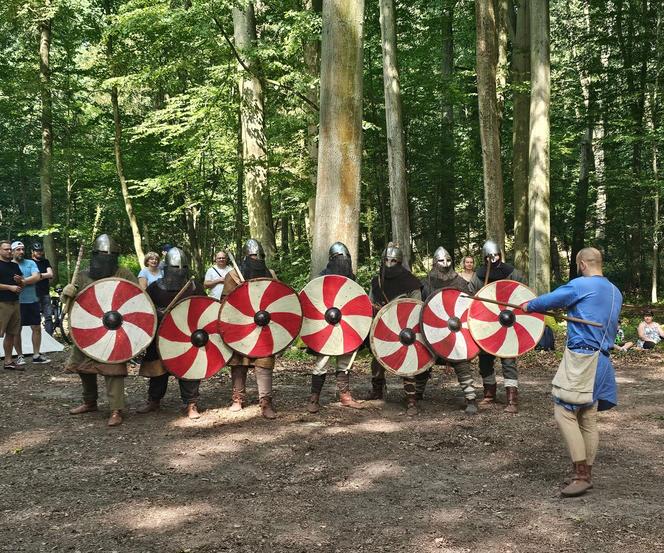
[0,240,24,371]
[306,242,363,413]
[204,250,232,300]
[523,247,622,497]
[459,255,475,283]
[468,239,526,413]
[12,241,50,365]
[137,251,163,290]
[31,242,54,335]
[61,234,137,427]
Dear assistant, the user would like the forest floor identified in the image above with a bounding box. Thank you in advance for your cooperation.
[1,348,663,553]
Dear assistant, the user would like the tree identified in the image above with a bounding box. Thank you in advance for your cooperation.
[311,0,365,276]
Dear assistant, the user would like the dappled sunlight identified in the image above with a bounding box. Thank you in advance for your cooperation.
[0,429,52,455]
[333,460,403,492]
[112,501,216,532]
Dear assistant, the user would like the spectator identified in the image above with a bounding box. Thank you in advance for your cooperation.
[138,251,163,290]
[12,241,50,365]
[613,319,634,352]
[0,240,23,370]
[204,250,231,300]
[636,310,664,349]
[459,255,475,282]
[31,242,54,335]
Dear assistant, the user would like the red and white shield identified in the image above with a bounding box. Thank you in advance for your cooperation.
[218,278,302,357]
[158,296,232,380]
[70,278,157,363]
[421,289,480,361]
[370,298,435,377]
[299,275,373,356]
[467,280,545,358]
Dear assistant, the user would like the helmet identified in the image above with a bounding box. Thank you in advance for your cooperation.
[243,238,265,260]
[433,246,452,268]
[161,247,190,291]
[31,242,44,251]
[164,247,189,268]
[382,242,403,263]
[329,242,350,259]
[481,239,500,260]
[92,234,120,254]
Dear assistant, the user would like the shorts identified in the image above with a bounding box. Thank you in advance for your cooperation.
[20,302,41,326]
[0,301,21,335]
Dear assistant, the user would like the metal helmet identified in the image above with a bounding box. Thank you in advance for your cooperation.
[382,243,403,266]
[92,234,120,254]
[164,247,189,268]
[243,238,265,260]
[329,242,350,259]
[481,239,500,260]
[433,246,453,268]
[161,247,189,291]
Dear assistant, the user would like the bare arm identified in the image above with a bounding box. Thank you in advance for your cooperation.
[138,276,148,290]
[637,322,647,341]
[23,271,41,285]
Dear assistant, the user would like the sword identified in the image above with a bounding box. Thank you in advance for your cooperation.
[462,294,603,327]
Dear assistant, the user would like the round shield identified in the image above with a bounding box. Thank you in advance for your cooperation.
[218,278,302,357]
[421,289,480,361]
[467,280,545,358]
[299,275,373,356]
[70,278,157,363]
[370,298,435,377]
[158,296,232,380]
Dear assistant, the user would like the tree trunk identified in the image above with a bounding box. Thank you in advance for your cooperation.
[512,0,530,274]
[235,105,244,255]
[379,0,411,267]
[39,5,57,279]
[528,0,550,294]
[475,0,505,252]
[311,0,365,277]
[496,0,509,118]
[233,2,277,260]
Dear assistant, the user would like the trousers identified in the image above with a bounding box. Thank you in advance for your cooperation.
[479,353,518,388]
[79,373,124,410]
[554,402,599,464]
[147,373,201,404]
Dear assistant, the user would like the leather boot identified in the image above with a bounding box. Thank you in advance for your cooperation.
[561,461,592,497]
[136,399,160,414]
[478,383,497,407]
[564,463,594,489]
[107,410,123,427]
[336,372,363,409]
[464,399,478,415]
[259,396,277,420]
[229,366,247,412]
[504,387,519,414]
[69,401,98,415]
[307,393,321,413]
[406,397,418,416]
[185,403,201,419]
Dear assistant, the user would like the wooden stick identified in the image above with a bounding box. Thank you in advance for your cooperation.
[227,251,245,282]
[162,278,195,315]
[462,294,603,328]
[484,260,491,286]
[344,348,360,372]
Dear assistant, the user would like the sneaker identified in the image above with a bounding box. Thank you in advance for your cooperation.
[32,354,51,364]
[4,362,25,372]
[16,355,26,366]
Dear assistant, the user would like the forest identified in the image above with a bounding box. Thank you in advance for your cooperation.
[1,0,662,300]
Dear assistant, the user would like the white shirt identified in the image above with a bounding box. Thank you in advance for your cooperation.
[205,265,232,299]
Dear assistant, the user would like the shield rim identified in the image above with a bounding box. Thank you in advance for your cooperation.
[467,280,545,358]
[299,274,373,356]
[370,297,435,377]
[157,295,231,380]
[70,277,158,364]
[420,288,481,362]
[218,277,303,358]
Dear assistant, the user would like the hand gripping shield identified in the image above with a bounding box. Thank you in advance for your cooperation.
[467,280,545,358]
[299,275,373,356]
[370,298,435,377]
[69,278,157,363]
[421,288,480,361]
[158,296,232,379]
[218,278,302,358]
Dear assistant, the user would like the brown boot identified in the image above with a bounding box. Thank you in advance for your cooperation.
[561,461,592,497]
[107,410,123,427]
[406,397,419,416]
[229,391,245,412]
[564,463,594,489]
[307,393,321,413]
[229,366,247,412]
[136,399,160,414]
[339,391,363,409]
[259,396,277,420]
[504,387,518,414]
[69,401,98,415]
[185,403,201,419]
[478,383,497,408]
[464,399,478,415]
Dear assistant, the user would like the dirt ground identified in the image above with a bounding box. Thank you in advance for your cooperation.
[1,348,663,553]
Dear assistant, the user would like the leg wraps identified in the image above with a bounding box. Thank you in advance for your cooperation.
[179,379,201,405]
[371,358,386,386]
[230,366,248,394]
[148,373,169,401]
[335,352,354,375]
[501,357,518,388]
[414,369,431,398]
[478,353,497,385]
[104,375,125,410]
[311,373,327,395]
[80,373,98,403]
[554,403,598,463]
[335,371,351,393]
[402,377,417,398]
[452,360,476,400]
[255,366,273,399]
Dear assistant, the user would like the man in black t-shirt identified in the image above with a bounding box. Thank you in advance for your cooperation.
[0,240,24,370]
[31,243,54,335]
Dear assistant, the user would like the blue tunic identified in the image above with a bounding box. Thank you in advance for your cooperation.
[526,276,622,412]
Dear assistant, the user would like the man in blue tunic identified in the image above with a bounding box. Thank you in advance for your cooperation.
[523,247,622,497]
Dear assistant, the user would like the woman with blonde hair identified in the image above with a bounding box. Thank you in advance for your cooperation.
[138,251,163,289]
